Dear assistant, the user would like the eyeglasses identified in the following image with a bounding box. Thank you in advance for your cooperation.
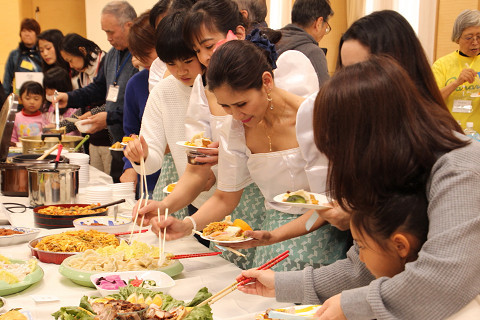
[325,21,331,34]
[461,35,480,42]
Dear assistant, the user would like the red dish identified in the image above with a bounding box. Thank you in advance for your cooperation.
[28,236,79,264]
[33,204,108,229]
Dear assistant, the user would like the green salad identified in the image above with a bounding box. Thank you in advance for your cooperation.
[52,285,213,320]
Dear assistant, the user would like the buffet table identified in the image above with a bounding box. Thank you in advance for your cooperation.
[0,166,291,319]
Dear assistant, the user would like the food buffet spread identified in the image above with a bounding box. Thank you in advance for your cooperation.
[0,178,291,319]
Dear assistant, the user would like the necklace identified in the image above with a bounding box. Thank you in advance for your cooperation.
[263,123,272,152]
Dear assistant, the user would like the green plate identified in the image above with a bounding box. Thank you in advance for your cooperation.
[59,255,184,288]
[0,259,44,296]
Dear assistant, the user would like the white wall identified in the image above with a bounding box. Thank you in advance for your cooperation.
[85,0,157,52]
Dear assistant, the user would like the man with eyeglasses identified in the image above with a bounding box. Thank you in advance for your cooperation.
[275,0,333,87]
[433,9,480,134]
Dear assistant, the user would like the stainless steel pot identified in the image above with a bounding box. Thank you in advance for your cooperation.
[20,135,84,154]
[27,163,80,206]
[0,155,68,197]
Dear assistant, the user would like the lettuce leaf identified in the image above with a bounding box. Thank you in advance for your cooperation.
[51,306,95,320]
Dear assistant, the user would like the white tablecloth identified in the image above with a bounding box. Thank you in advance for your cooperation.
[0,166,290,319]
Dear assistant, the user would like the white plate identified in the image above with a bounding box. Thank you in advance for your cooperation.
[0,226,42,246]
[199,233,253,244]
[162,183,177,194]
[273,192,332,210]
[256,305,322,319]
[175,141,216,151]
[109,147,124,151]
[90,270,175,297]
[471,92,480,97]
[73,216,133,234]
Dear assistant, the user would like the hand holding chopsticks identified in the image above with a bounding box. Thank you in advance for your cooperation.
[197,250,289,307]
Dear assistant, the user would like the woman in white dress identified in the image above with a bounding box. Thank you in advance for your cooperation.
[155,35,349,270]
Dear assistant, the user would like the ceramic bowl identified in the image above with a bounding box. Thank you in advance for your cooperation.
[90,270,175,297]
[73,216,132,234]
[75,120,92,133]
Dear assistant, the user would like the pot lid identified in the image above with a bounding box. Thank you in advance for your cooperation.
[0,94,19,162]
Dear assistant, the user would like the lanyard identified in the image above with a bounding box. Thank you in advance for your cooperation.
[114,51,131,86]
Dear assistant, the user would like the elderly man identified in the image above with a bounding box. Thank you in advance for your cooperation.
[276,0,333,86]
[56,1,138,181]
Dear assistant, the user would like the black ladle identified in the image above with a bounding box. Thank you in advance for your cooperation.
[89,199,126,210]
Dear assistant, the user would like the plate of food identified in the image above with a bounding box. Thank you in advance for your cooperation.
[256,305,322,319]
[273,190,332,210]
[110,141,124,151]
[163,183,177,194]
[52,286,213,320]
[33,203,108,229]
[0,226,41,246]
[176,132,216,151]
[200,216,253,243]
[59,240,183,287]
[0,255,44,296]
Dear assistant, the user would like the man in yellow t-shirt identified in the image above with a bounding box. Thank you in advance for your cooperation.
[432,9,480,132]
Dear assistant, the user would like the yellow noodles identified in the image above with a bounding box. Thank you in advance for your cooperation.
[35,230,119,252]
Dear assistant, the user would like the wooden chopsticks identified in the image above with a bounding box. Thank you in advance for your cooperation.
[129,143,149,243]
[197,250,289,307]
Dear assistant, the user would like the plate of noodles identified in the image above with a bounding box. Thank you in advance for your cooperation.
[28,230,120,264]
[58,240,183,287]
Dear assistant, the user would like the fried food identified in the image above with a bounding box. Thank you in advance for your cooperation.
[36,204,106,216]
[111,141,123,149]
[202,216,251,241]
[185,132,212,148]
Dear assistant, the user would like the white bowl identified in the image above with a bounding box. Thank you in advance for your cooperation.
[73,216,132,234]
[90,270,175,297]
[75,120,92,133]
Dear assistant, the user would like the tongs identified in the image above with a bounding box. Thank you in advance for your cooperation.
[54,90,60,130]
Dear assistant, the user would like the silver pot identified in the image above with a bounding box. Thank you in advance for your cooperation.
[27,163,80,206]
[20,135,84,154]
[0,155,68,197]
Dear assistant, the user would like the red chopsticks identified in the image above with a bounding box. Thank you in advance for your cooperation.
[237,250,289,285]
[197,250,289,307]
[114,229,149,236]
[171,252,222,259]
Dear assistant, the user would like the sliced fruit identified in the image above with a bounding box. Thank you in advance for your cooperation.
[126,292,137,303]
[233,219,252,231]
[145,296,153,305]
[0,270,19,284]
[27,259,37,272]
[167,183,176,192]
[152,294,163,306]
[286,195,307,203]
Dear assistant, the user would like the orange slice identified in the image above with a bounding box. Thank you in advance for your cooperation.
[233,219,252,231]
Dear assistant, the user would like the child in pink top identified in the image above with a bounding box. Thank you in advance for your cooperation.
[11,81,47,143]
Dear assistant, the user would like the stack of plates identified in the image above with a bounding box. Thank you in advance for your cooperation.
[109,182,135,202]
[83,185,112,205]
[65,153,90,188]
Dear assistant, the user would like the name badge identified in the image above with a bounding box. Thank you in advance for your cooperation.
[452,99,473,113]
[20,60,34,71]
[106,85,119,102]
